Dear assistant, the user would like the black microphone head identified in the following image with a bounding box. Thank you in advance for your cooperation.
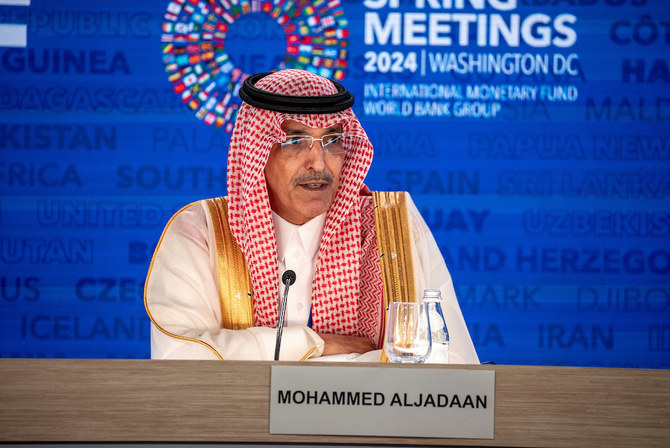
[282,270,296,286]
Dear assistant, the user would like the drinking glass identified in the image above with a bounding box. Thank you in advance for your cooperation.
[384,302,432,363]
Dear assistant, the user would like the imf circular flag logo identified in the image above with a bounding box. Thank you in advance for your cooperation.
[161,0,351,131]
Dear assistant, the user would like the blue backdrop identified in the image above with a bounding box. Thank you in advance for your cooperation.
[1,0,668,367]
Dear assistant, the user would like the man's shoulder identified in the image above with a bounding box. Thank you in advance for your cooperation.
[177,197,229,215]
[166,199,210,228]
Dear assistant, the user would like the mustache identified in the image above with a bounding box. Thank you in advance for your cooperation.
[293,171,334,186]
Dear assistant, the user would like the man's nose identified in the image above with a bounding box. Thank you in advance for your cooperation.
[304,138,327,171]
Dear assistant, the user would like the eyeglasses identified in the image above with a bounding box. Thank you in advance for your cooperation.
[277,133,347,156]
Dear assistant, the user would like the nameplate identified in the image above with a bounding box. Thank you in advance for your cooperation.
[270,365,495,439]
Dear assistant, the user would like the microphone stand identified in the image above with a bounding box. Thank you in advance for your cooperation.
[274,270,296,361]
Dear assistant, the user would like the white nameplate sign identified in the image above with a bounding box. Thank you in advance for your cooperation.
[270,365,495,439]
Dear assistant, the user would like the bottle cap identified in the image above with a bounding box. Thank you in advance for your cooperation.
[423,289,442,302]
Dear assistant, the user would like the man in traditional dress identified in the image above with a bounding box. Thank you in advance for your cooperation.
[144,69,479,363]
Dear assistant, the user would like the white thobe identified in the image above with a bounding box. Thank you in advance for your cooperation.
[146,194,479,363]
[271,211,325,327]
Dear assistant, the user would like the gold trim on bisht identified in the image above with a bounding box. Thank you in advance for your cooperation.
[372,191,416,363]
[373,191,416,306]
[205,197,255,331]
[144,201,225,359]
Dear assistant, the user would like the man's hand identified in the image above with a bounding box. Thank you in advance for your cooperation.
[318,333,376,356]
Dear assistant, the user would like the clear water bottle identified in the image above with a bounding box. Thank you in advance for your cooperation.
[422,289,449,364]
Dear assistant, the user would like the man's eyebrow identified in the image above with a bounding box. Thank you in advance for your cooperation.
[283,124,343,135]
[283,126,309,135]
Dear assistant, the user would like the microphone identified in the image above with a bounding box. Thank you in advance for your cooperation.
[274,270,296,361]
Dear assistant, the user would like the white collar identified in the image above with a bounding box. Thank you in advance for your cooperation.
[272,211,326,262]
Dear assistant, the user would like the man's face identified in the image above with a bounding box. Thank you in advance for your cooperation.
[264,120,345,225]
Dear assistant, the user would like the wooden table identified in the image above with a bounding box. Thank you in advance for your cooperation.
[1,359,669,447]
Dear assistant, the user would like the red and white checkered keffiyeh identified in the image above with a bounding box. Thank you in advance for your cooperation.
[227,69,385,346]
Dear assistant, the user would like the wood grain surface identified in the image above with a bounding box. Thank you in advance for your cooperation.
[1,359,668,447]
